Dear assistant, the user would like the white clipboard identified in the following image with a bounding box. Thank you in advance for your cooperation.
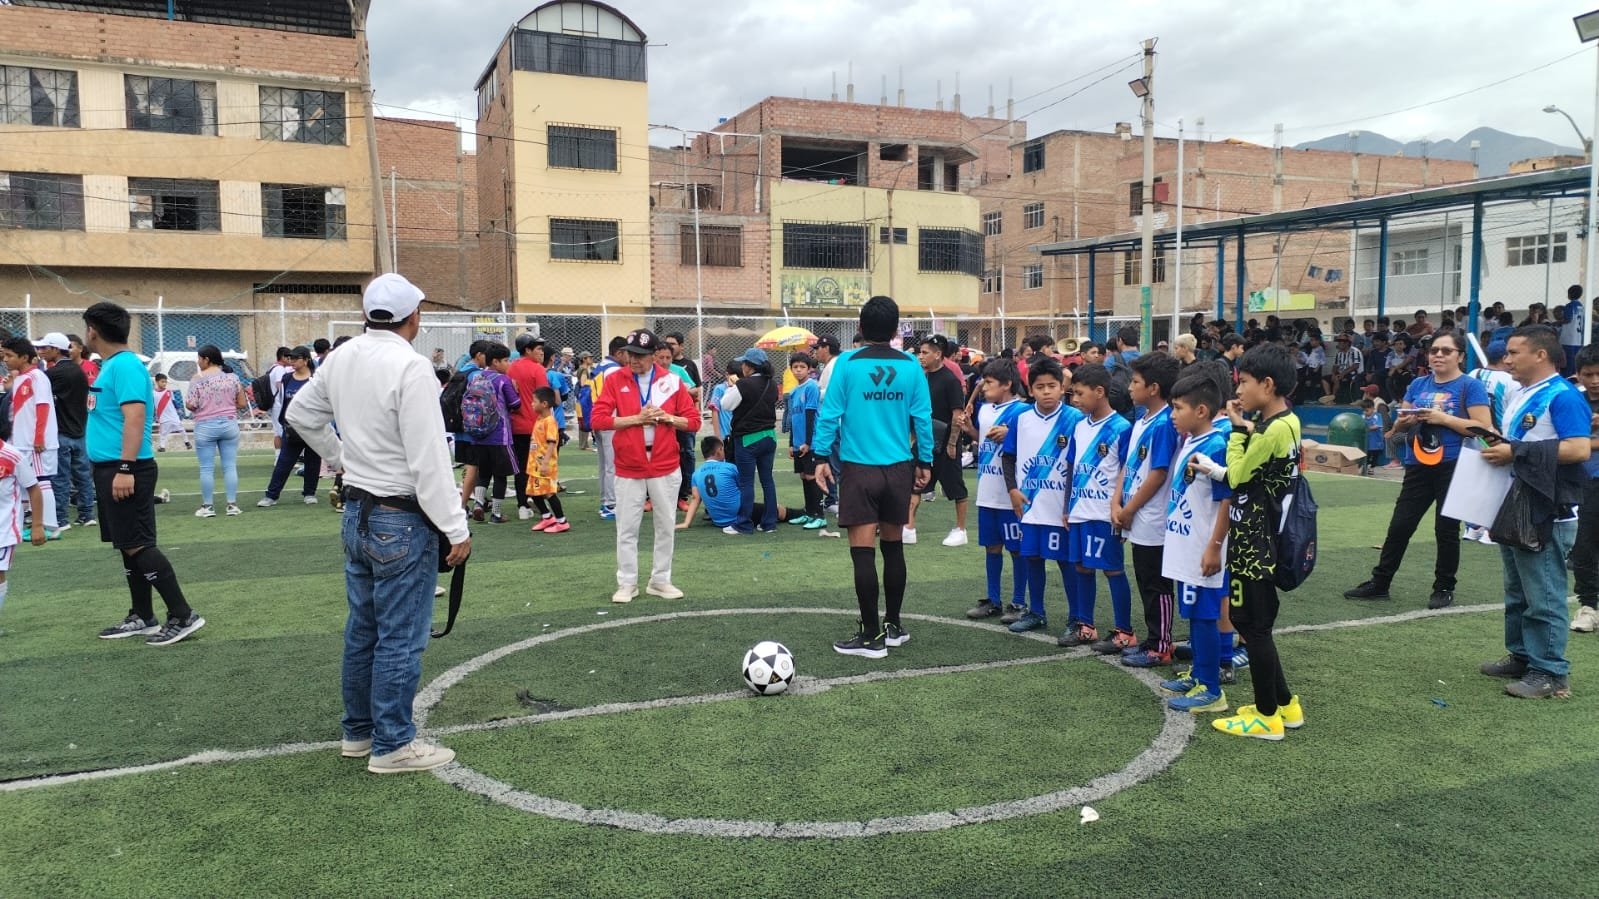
[1441,444,1513,525]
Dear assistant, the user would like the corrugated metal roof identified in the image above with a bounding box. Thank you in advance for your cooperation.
[6,1,355,38]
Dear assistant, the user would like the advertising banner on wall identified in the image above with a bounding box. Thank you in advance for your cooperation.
[781,273,872,309]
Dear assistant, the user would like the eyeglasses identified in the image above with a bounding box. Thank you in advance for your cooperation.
[1428,347,1458,355]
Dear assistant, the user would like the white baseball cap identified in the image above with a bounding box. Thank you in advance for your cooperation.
[363,273,424,322]
[33,332,69,351]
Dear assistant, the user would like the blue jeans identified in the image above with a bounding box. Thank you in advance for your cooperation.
[54,433,94,527]
[194,418,240,506]
[734,434,778,533]
[340,505,439,755]
[1500,519,1577,677]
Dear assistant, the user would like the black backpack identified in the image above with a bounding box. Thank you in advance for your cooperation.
[1107,356,1135,420]
[439,369,470,434]
[1272,427,1318,591]
[251,373,274,413]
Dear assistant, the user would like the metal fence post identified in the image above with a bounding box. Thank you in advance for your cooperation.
[279,297,287,348]
[23,293,31,340]
[156,295,165,354]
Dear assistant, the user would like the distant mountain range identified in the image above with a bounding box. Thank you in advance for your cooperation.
[1292,127,1583,177]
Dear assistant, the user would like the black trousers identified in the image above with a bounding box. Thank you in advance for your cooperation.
[677,430,695,500]
[1130,543,1173,653]
[1371,460,1461,593]
[1572,481,1599,607]
[1229,577,1292,715]
[513,433,532,507]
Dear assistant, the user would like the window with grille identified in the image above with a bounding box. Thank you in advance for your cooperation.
[262,184,346,239]
[784,222,867,270]
[0,172,84,231]
[1506,233,1568,267]
[260,87,345,145]
[548,124,618,171]
[1389,248,1430,276]
[1024,263,1044,290]
[0,65,78,128]
[125,76,217,135]
[878,226,907,245]
[512,31,647,82]
[918,227,984,276]
[1023,202,1044,229]
[551,218,620,261]
[129,178,220,232]
[982,211,1002,236]
[1022,140,1045,173]
[1122,247,1167,284]
[680,224,741,266]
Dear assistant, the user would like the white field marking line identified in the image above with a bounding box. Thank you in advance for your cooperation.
[0,741,339,794]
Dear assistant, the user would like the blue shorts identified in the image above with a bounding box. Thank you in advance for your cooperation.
[1067,519,1124,570]
[978,507,1021,552]
[1020,523,1070,561]
[1175,577,1232,620]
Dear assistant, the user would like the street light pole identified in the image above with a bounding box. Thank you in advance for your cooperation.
[1575,11,1599,304]
[1543,104,1592,157]
[1136,38,1156,348]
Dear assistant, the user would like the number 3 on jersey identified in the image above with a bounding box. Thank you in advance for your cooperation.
[1229,579,1244,608]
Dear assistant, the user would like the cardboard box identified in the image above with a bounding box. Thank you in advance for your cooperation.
[1302,441,1366,474]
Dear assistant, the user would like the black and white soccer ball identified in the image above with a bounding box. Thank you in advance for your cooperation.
[741,641,795,695]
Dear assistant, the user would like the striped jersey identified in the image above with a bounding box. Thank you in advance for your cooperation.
[10,368,57,450]
[0,440,37,547]
[975,398,1026,509]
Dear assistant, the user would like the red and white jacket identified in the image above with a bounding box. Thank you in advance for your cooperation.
[590,363,698,479]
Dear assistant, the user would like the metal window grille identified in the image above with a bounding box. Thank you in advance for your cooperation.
[128,177,220,232]
[125,75,216,135]
[783,222,867,270]
[1122,247,1167,284]
[0,172,84,231]
[1023,202,1044,229]
[877,226,907,245]
[551,218,620,261]
[680,224,741,267]
[918,227,983,276]
[982,211,1002,236]
[1024,263,1044,290]
[548,124,618,170]
[262,184,346,240]
[0,65,78,128]
[1022,140,1045,173]
[512,31,647,82]
[259,87,345,145]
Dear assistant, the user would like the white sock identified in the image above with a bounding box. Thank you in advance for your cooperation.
[0,579,9,613]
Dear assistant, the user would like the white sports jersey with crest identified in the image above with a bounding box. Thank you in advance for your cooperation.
[1068,411,1132,524]
[975,398,1025,509]
[9,367,57,451]
[0,440,38,547]
[1121,406,1178,546]
[1013,403,1083,525]
[1161,429,1231,589]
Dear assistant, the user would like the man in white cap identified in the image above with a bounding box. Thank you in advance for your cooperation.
[286,273,471,774]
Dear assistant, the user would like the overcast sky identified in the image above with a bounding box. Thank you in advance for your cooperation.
[368,0,1599,150]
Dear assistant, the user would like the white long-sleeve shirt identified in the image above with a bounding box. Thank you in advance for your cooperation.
[286,330,469,544]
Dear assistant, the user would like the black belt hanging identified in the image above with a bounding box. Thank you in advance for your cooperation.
[345,486,468,639]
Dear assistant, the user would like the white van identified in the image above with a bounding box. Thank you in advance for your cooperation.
[144,351,257,403]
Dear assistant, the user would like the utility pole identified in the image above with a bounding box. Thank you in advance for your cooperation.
[1137,38,1156,347]
[349,0,393,274]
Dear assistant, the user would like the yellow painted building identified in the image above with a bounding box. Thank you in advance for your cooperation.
[476,2,650,315]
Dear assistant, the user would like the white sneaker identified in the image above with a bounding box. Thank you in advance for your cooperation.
[612,585,639,604]
[942,528,969,547]
[225,504,242,516]
[157,488,170,504]
[57,522,71,532]
[903,528,918,545]
[1572,605,1599,633]
[1462,526,1484,542]
[646,582,684,599]
[341,737,372,758]
[194,505,216,518]
[1476,531,1495,545]
[434,584,446,597]
[303,494,318,505]
[721,526,741,535]
[517,505,534,521]
[367,740,455,774]
[257,497,277,507]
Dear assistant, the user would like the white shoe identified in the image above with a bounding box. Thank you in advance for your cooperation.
[194,505,216,518]
[1476,531,1495,545]
[942,528,969,547]
[721,526,741,535]
[434,584,446,597]
[517,505,534,521]
[646,582,684,599]
[341,738,372,758]
[367,740,455,774]
[225,504,242,516]
[902,528,918,545]
[57,522,70,532]
[157,488,170,504]
[1462,526,1484,542]
[1572,605,1599,633]
[612,585,639,604]
[257,497,277,507]
[303,494,318,505]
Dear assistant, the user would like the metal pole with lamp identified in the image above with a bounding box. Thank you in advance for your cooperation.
[1544,102,1593,293]
[1576,9,1599,305]
[1131,39,1156,350]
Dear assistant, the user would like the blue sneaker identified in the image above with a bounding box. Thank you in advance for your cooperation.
[1160,672,1199,695]
[1167,686,1227,713]
[1231,646,1250,669]
[1008,611,1047,633]
[788,515,813,526]
[804,517,827,530]
[598,506,616,521]
[1122,648,1173,668]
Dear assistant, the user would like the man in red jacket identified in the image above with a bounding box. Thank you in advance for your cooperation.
[591,329,699,604]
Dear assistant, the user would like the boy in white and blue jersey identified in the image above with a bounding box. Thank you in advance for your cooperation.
[964,358,1028,621]
[1112,352,1181,666]
[1001,357,1081,633]
[1159,370,1233,714]
[1059,362,1134,648]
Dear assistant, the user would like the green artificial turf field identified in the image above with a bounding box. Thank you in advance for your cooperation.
[2,448,1597,897]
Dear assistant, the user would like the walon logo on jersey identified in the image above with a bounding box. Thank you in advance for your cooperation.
[862,365,904,401]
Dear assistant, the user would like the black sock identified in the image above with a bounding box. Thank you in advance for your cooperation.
[531,496,550,516]
[548,495,565,520]
[881,539,906,626]
[803,479,824,517]
[850,546,879,635]
[124,561,154,622]
[132,548,192,621]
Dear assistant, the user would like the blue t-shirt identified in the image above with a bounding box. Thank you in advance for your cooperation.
[1364,412,1384,451]
[709,382,734,437]
[548,369,570,431]
[812,345,932,466]
[786,378,820,448]
[1401,373,1489,465]
[692,460,741,527]
[87,350,154,462]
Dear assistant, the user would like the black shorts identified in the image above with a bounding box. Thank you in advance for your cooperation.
[838,460,915,528]
[467,442,519,478]
[930,452,969,502]
[94,460,158,550]
[793,452,818,476]
[454,440,477,466]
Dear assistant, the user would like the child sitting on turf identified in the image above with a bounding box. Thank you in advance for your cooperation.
[1002,356,1082,633]
[153,374,190,452]
[679,436,799,531]
[1058,362,1134,648]
[963,359,1029,622]
[526,387,569,533]
[0,417,47,633]
[1113,352,1181,666]
[784,353,826,528]
[1159,370,1233,714]
[1188,344,1306,740]
[1362,398,1384,475]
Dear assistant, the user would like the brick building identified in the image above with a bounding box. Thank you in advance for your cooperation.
[375,117,481,310]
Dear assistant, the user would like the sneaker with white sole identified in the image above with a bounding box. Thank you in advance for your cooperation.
[902,527,918,545]
[156,489,170,504]
[434,584,446,597]
[98,614,160,639]
[646,582,684,599]
[1572,605,1599,633]
[612,585,639,604]
[303,494,318,505]
[367,740,455,774]
[257,497,277,507]
[341,738,373,758]
[225,504,242,516]
[145,612,205,646]
[941,528,968,547]
[517,505,534,521]
[194,505,216,518]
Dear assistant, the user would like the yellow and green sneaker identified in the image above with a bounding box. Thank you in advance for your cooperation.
[1212,704,1285,741]
[1278,695,1305,729]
